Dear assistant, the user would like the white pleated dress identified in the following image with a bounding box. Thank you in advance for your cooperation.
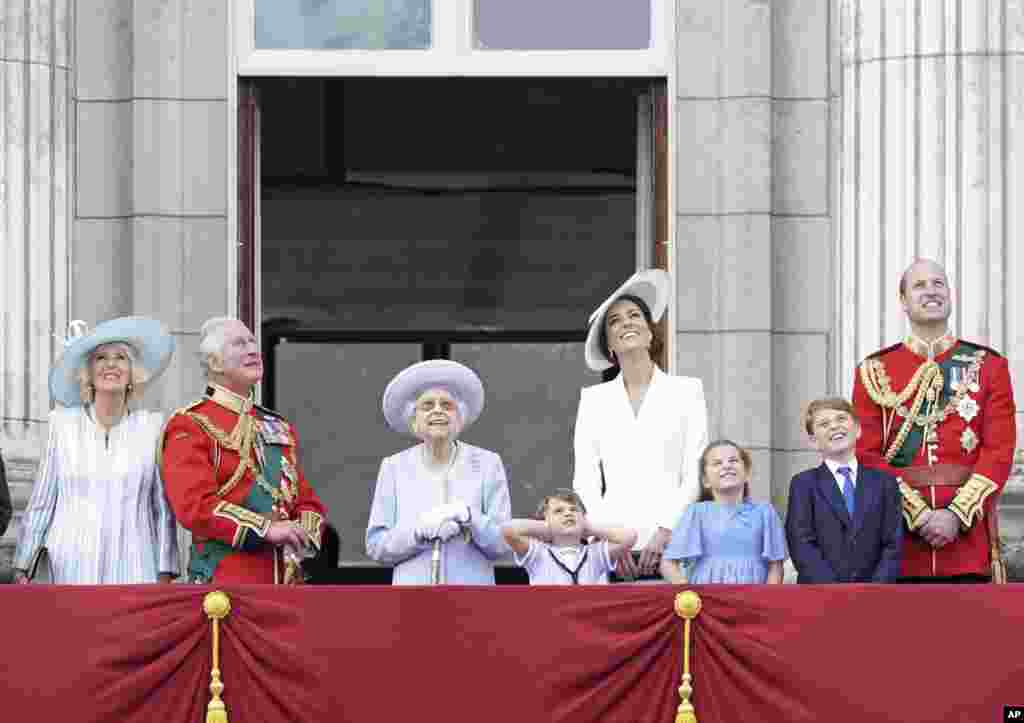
[14,406,179,583]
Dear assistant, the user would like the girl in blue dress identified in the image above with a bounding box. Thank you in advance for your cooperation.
[660,439,787,584]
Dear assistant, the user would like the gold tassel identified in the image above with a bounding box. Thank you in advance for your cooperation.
[674,591,703,723]
[203,591,232,723]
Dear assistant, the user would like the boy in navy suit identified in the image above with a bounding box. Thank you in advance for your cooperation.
[786,397,903,583]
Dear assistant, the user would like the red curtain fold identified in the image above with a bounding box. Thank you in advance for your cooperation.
[2,584,1023,723]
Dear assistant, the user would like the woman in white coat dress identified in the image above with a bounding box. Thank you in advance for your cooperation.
[572,270,708,580]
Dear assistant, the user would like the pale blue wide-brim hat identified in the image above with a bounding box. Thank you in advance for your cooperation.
[584,268,671,371]
[382,359,485,436]
[49,316,175,407]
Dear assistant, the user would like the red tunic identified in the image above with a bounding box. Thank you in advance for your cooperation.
[160,385,327,583]
[852,338,1016,577]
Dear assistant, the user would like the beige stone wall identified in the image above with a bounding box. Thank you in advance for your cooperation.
[0,1,72,570]
[675,0,832,508]
[74,0,231,414]
[1,1,231,577]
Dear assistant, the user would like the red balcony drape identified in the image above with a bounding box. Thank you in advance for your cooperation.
[2,584,1021,722]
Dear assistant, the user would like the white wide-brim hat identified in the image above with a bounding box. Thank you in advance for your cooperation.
[382,359,485,436]
[49,316,176,407]
[584,269,671,371]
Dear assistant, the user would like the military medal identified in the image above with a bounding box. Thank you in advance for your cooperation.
[956,395,979,423]
[961,427,979,453]
[964,365,981,393]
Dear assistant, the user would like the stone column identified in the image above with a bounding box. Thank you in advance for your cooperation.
[836,0,1024,577]
[675,0,774,501]
[0,2,71,572]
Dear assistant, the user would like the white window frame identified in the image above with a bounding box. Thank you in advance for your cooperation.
[236,0,673,77]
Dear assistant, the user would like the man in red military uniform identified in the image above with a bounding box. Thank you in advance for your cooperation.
[852,259,1016,581]
[160,317,327,583]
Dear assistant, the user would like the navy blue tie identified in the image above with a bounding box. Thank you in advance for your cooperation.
[838,466,855,518]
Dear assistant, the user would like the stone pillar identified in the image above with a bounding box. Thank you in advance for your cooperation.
[675,1,835,514]
[675,0,774,501]
[836,0,1024,577]
[0,1,72,572]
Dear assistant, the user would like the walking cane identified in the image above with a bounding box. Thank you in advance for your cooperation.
[431,538,443,585]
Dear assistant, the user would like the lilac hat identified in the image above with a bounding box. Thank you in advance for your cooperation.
[382,360,485,436]
[584,269,671,371]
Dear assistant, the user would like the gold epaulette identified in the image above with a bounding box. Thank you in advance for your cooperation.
[948,473,998,529]
[898,480,931,530]
[155,398,207,469]
[186,410,259,498]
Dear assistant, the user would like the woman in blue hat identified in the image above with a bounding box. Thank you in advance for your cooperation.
[13,317,180,584]
[366,359,511,584]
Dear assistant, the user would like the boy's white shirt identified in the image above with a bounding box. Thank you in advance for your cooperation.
[823,456,859,494]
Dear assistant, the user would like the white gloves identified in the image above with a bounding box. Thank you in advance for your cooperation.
[414,502,471,543]
[436,520,462,542]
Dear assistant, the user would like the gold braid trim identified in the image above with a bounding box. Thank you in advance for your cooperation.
[898,480,931,530]
[896,350,986,427]
[886,363,941,462]
[859,357,931,410]
[214,501,271,548]
[300,511,324,550]
[187,412,259,498]
[859,358,942,461]
[947,473,998,529]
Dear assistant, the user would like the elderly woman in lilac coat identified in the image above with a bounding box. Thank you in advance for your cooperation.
[365,360,511,585]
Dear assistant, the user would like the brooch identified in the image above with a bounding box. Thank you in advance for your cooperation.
[956,396,979,423]
[961,427,979,454]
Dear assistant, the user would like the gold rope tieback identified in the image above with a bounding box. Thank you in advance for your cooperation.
[203,591,232,723]
[674,591,703,723]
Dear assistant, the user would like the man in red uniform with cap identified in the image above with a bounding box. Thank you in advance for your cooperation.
[160,317,327,583]
[852,259,1016,581]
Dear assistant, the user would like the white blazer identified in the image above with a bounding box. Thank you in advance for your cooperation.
[572,367,708,549]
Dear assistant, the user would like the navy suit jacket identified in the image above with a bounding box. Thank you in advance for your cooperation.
[785,462,902,583]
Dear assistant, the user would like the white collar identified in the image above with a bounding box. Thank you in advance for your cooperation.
[824,457,858,481]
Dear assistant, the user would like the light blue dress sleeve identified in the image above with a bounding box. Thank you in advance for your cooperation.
[663,502,702,562]
[13,410,62,573]
[760,503,788,562]
[365,455,427,564]
[149,414,180,576]
[466,451,511,560]
[153,466,181,576]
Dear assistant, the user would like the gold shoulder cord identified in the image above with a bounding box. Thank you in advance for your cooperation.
[860,359,942,462]
[187,411,259,498]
